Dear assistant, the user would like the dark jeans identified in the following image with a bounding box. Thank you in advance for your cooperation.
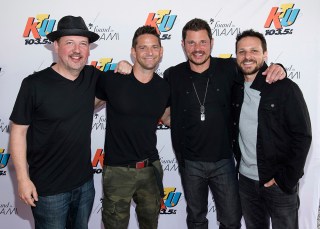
[239,174,299,229]
[102,160,163,229]
[180,158,241,229]
[32,178,95,229]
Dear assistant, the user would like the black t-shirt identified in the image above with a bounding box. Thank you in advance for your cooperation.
[10,66,99,196]
[96,71,170,166]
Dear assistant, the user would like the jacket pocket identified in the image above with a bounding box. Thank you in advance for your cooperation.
[258,99,279,162]
[259,99,289,163]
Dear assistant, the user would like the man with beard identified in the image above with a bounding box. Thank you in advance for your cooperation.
[232,29,311,229]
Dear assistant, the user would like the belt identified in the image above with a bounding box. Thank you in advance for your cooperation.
[119,159,152,169]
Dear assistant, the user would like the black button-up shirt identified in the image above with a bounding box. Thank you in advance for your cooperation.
[164,57,241,166]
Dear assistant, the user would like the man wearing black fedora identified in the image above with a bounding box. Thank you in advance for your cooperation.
[10,15,101,229]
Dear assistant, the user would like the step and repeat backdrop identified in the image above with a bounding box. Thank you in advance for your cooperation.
[1,0,319,228]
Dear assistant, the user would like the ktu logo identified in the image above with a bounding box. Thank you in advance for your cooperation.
[91,58,117,71]
[23,14,56,39]
[92,149,104,174]
[0,148,10,169]
[145,10,177,40]
[23,14,56,45]
[264,3,300,35]
[160,187,182,214]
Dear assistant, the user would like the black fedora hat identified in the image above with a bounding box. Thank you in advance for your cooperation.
[46,15,99,43]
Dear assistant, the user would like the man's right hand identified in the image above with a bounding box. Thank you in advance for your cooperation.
[18,178,38,207]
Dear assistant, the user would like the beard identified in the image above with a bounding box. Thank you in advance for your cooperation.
[188,51,210,66]
[238,59,264,75]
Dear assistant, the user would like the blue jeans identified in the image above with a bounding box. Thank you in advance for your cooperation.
[32,178,95,229]
[180,158,241,229]
[239,174,299,229]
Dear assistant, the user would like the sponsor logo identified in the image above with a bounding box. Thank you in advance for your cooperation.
[0,148,10,176]
[264,3,300,36]
[160,156,178,172]
[92,114,106,131]
[88,23,119,41]
[160,187,182,214]
[92,149,104,174]
[0,202,18,215]
[91,58,117,72]
[209,18,240,37]
[23,14,56,45]
[286,64,301,80]
[145,10,177,40]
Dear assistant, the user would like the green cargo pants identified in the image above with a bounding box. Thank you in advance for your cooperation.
[102,160,163,229]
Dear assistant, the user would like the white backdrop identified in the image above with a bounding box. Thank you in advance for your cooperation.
[1,0,319,228]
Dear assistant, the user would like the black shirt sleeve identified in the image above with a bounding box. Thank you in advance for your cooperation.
[95,71,108,101]
[10,77,34,125]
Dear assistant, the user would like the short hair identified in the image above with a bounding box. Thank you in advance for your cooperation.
[182,18,212,41]
[132,25,161,48]
[235,29,267,53]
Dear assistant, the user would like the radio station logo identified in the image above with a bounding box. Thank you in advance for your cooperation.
[88,23,119,41]
[264,3,300,36]
[91,58,117,72]
[92,149,104,174]
[0,148,10,176]
[23,14,56,45]
[209,18,240,37]
[0,202,18,215]
[145,10,177,40]
[160,187,182,214]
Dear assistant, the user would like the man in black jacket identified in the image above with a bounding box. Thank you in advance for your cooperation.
[162,19,286,229]
[232,29,312,229]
